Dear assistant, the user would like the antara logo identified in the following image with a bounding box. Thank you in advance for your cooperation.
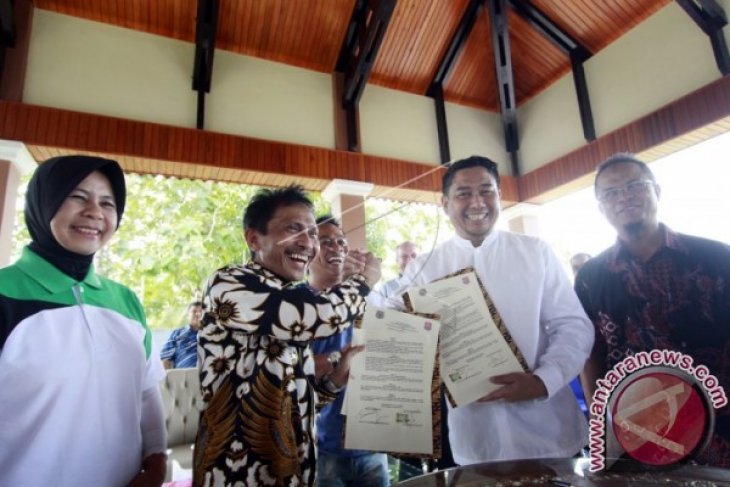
[588,349,727,472]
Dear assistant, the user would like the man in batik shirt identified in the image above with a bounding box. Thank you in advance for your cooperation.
[193,186,381,486]
[576,153,730,467]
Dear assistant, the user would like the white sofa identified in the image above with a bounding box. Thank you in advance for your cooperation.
[159,367,204,481]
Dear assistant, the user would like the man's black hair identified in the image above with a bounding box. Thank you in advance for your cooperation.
[315,214,341,228]
[442,155,500,195]
[594,153,656,195]
[188,301,203,308]
[243,185,314,233]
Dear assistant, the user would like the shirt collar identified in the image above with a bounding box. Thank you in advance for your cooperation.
[17,246,102,293]
[451,229,500,249]
[662,224,686,252]
[609,223,685,264]
[245,260,290,289]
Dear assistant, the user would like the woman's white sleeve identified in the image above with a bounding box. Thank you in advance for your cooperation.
[141,387,167,457]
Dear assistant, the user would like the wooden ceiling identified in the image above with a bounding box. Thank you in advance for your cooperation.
[34,0,671,111]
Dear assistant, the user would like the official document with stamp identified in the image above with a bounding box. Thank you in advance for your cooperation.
[343,306,440,455]
[405,268,528,406]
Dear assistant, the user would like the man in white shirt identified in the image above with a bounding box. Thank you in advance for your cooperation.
[376,241,419,298]
[400,155,594,465]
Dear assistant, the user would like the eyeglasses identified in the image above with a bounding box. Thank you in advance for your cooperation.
[319,237,348,249]
[597,180,655,204]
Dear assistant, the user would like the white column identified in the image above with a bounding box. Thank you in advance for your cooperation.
[321,179,374,250]
[0,140,36,266]
[502,202,542,237]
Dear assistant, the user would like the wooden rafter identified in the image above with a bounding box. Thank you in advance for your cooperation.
[342,0,397,107]
[427,0,484,96]
[335,0,397,152]
[487,0,520,175]
[192,0,220,129]
[676,0,729,75]
[427,0,483,164]
[508,0,595,140]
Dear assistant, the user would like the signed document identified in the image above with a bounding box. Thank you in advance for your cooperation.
[343,307,440,455]
[405,268,528,406]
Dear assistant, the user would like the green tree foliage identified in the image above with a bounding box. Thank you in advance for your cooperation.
[95,175,259,329]
[10,173,31,262]
[364,198,450,280]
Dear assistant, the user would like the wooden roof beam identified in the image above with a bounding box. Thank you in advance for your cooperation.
[334,0,368,152]
[507,0,587,56]
[427,0,484,164]
[0,0,16,48]
[342,0,397,107]
[335,0,397,152]
[431,83,450,164]
[192,0,220,129]
[508,0,595,141]
[676,0,729,75]
[335,0,369,73]
[0,0,15,83]
[427,0,484,95]
[487,0,520,176]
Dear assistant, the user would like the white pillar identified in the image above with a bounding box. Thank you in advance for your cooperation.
[0,140,36,266]
[502,202,542,237]
[321,179,374,251]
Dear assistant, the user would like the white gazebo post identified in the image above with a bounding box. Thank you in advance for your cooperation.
[502,202,542,237]
[0,140,35,266]
[321,179,374,251]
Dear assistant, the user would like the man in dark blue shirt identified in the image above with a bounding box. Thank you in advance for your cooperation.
[160,301,203,369]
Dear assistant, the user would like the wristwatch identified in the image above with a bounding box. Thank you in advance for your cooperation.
[321,373,344,393]
[327,351,342,370]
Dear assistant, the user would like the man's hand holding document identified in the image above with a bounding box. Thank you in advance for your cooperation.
[405,268,529,407]
[343,307,441,456]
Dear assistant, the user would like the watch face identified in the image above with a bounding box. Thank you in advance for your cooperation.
[609,368,713,466]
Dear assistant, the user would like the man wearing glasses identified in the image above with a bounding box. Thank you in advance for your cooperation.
[575,153,730,467]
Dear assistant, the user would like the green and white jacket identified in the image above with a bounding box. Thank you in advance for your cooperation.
[0,246,163,487]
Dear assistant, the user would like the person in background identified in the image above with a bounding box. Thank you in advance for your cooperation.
[0,155,166,487]
[570,252,591,277]
[401,155,594,465]
[575,153,730,467]
[193,185,381,487]
[376,240,419,298]
[161,300,203,369]
[309,215,389,487]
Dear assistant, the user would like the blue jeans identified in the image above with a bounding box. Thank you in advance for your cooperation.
[315,451,390,487]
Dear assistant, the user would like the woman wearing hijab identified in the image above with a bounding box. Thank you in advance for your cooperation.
[0,155,167,486]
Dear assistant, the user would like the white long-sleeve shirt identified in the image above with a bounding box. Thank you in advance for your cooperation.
[400,230,593,464]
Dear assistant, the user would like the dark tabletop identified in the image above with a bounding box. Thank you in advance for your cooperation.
[398,457,730,486]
